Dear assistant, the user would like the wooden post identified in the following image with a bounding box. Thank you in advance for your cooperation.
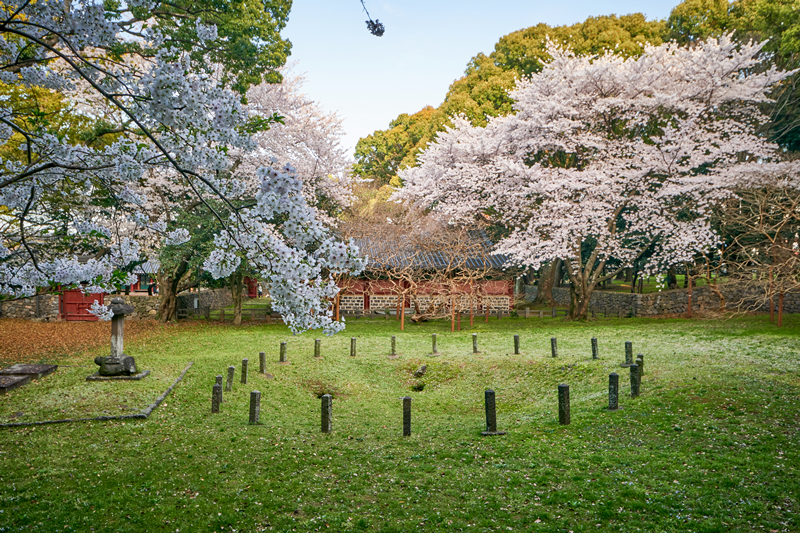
[400,293,405,331]
[396,296,401,321]
[778,291,784,327]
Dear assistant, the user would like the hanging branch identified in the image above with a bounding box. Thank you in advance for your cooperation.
[360,0,385,36]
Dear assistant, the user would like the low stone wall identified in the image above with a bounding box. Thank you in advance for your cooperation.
[177,288,236,312]
[524,284,800,316]
[115,294,160,320]
[0,294,60,320]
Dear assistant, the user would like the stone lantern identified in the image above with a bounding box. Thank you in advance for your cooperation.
[94,297,138,376]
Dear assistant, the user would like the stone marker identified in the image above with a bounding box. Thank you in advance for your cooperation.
[249,390,261,425]
[622,341,633,367]
[350,337,357,357]
[413,364,427,378]
[472,333,479,354]
[211,383,222,413]
[0,364,58,379]
[314,339,322,358]
[279,342,288,363]
[226,366,234,392]
[551,337,558,358]
[389,336,398,359]
[636,354,644,376]
[429,333,439,357]
[608,373,619,410]
[558,383,570,425]
[481,389,506,436]
[259,352,266,374]
[321,394,332,433]
[513,334,520,355]
[94,297,138,376]
[591,337,599,360]
[215,375,224,402]
[402,396,412,436]
[630,363,640,397]
[241,358,248,384]
[0,375,31,394]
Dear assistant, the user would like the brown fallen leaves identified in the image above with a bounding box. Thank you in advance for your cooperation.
[0,318,166,364]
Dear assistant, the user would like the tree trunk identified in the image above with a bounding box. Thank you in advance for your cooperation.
[230,270,244,325]
[535,260,560,306]
[157,275,181,322]
[666,266,678,290]
[624,268,632,283]
[630,270,638,293]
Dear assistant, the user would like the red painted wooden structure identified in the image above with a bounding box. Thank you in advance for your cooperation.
[59,289,105,321]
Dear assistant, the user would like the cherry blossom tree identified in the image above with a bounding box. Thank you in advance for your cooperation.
[396,36,794,320]
[0,1,364,334]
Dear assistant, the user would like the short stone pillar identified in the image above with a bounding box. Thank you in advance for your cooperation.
[525,307,530,318]
[314,339,322,358]
[389,336,398,359]
[259,352,266,374]
[608,373,619,410]
[551,337,558,358]
[211,384,222,414]
[402,396,412,436]
[241,358,248,384]
[350,337,357,357]
[321,394,332,433]
[551,307,557,318]
[215,375,224,402]
[630,363,640,397]
[481,389,505,436]
[95,297,138,376]
[279,342,288,363]
[623,341,633,367]
[636,354,644,376]
[225,366,234,392]
[513,335,520,355]
[429,334,439,357]
[249,391,261,425]
[558,383,570,425]
[591,337,599,360]
[472,333,479,354]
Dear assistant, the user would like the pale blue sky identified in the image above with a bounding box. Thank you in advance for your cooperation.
[283,1,683,155]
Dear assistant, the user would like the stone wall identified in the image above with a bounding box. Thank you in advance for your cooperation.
[115,294,160,320]
[340,294,364,311]
[524,284,800,316]
[341,293,512,313]
[0,294,60,320]
[177,288,237,312]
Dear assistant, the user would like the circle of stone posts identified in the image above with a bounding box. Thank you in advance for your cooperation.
[279,342,289,364]
[215,375,224,402]
[551,337,558,358]
[558,383,570,425]
[241,358,248,384]
[259,351,266,374]
[314,339,322,358]
[622,341,633,367]
[608,373,619,410]
[513,334,520,355]
[591,337,599,360]
[350,337,357,357]
[211,383,222,414]
[389,336,399,359]
[472,333,479,354]
[636,354,644,376]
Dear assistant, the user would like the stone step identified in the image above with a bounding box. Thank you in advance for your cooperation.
[0,364,58,379]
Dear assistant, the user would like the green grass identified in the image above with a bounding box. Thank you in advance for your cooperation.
[0,315,798,532]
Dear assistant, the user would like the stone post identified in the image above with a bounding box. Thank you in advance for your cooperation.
[551,337,558,358]
[259,352,266,374]
[211,384,221,414]
[241,358,248,384]
[539,310,543,319]
[623,341,633,366]
[551,307,557,318]
[249,390,261,425]
[215,375,223,402]
[402,396,412,436]
[430,334,439,357]
[472,333,478,354]
[525,307,530,318]
[226,366,234,392]
[636,354,644,376]
[389,336,397,359]
[558,383,570,425]
[591,337,599,360]
[513,334,520,355]
[280,342,287,363]
[630,363,640,397]
[350,337,357,357]
[321,394,332,433]
[314,339,322,358]
[481,389,505,436]
[608,373,619,410]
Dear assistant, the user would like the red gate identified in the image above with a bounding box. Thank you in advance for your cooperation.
[59,289,105,321]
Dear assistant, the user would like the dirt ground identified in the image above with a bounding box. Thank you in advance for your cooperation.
[0,318,168,364]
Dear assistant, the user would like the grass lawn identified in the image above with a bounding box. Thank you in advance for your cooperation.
[0,315,798,532]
